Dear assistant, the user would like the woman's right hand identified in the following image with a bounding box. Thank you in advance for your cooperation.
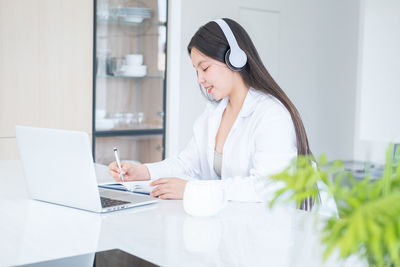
[108,161,150,182]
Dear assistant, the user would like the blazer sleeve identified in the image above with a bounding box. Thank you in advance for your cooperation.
[223,104,297,203]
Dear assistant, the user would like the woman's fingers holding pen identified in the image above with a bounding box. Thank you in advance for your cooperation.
[108,162,151,182]
[108,161,130,181]
[108,161,120,180]
[120,162,130,176]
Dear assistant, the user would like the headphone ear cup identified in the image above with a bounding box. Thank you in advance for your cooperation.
[225,49,245,71]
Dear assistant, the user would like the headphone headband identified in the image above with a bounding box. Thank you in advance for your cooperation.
[213,19,247,70]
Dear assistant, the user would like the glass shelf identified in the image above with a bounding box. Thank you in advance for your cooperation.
[97,18,166,27]
[96,74,164,79]
[94,128,164,137]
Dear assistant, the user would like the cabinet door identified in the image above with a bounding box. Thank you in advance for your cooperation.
[0,0,93,159]
[94,0,167,163]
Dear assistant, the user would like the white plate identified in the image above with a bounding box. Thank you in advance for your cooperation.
[124,16,144,23]
[121,71,147,77]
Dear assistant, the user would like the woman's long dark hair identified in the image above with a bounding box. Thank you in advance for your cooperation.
[188,18,314,210]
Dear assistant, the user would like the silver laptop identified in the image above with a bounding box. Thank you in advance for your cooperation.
[15,125,158,213]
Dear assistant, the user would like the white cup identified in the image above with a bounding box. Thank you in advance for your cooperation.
[183,180,227,217]
[125,54,143,65]
[95,109,106,119]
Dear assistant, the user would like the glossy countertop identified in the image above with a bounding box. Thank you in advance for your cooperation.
[0,160,366,267]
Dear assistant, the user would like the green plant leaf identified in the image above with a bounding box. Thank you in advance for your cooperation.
[384,222,400,265]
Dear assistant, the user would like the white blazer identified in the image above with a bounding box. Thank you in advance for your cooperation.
[146,88,297,202]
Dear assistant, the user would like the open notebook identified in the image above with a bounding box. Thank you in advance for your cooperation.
[98,180,155,195]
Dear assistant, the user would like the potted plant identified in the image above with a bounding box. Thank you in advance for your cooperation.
[269,146,400,266]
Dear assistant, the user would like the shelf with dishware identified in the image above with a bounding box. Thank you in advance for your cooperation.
[95,123,164,132]
[95,109,164,131]
[96,74,164,79]
[96,5,160,24]
[97,18,166,27]
[96,53,156,79]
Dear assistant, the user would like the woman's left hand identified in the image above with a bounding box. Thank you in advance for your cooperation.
[150,178,188,199]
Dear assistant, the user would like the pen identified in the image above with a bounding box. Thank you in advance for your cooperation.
[113,147,125,182]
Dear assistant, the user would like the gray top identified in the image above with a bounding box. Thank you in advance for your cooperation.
[214,150,223,177]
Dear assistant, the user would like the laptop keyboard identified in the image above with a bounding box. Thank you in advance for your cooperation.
[100,197,130,208]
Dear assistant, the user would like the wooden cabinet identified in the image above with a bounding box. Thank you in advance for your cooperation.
[0,0,93,159]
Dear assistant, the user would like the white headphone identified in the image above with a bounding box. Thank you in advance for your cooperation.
[213,19,247,71]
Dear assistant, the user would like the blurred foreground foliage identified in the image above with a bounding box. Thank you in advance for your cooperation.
[269,146,400,266]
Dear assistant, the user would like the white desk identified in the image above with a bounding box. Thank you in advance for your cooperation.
[0,160,365,267]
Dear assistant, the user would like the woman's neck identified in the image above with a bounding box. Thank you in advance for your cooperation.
[227,80,249,112]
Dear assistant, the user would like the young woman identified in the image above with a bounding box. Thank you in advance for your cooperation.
[109,18,312,207]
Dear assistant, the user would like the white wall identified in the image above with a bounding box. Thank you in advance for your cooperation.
[353,0,400,164]
[276,0,360,160]
[167,0,360,161]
